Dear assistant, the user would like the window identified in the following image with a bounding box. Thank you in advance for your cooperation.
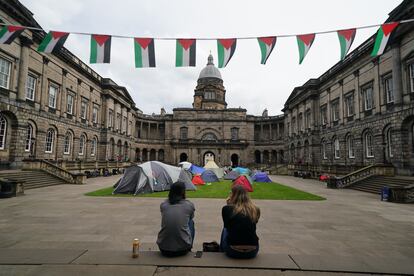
[0,58,11,89]
[79,134,85,155]
[48,84,58,108]
[64,132,72,154]
[231,128,239,140]
[331,101,339,121]
[0,114,7,149]
[25,124,33,152]
[345,94,354,117]
[347,135,355,158]
[80,100,88,119]
[305,110,311,129]
[387,128,393,158]
[202,133,218,141]
[66,93,74,114]
[123,116,127,132]
[92,106,98,124]
[25,75,36,101]
[204,91,216,100]
[291,117,296,134]
[180,127,188,140]
[409,63,414,93]
[362,85,373,111]
[365,132,374,157]
[320,106,327,125]
[384,77,394,104]
[116,113,121,130]
[321,139,327,160]
[334,137,340,159]
[298,113,303,132]
[45,129,54,153]
[108,109,114,128]
[91,137,97,156]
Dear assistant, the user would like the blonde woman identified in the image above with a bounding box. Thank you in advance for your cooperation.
[220,185,260,259]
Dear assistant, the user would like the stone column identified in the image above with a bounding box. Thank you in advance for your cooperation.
[147,123,150,139]
[269,124,272,140]
[354,70,360,120]
[391,45,403,107]
[260,124,263,141]
[17,36,33,101]
[156,123,159,140]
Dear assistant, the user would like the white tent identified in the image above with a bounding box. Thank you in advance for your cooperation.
[178,161,192,170]
[203,160,224,178]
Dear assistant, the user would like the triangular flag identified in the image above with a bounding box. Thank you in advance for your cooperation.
[371,22,399,57]
[257,36,277,64]
[337,29,356,60]
[217,39,237,68]
[134,38,155,68]
[296,34,315,64]
[38,31,69,53]
[0,25,25,44]
[90,34,111,63]
[176,39,196,67]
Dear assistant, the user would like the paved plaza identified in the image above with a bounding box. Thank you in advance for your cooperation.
[0,175,413,275]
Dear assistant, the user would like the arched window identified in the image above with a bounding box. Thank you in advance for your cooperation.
[347,135,355,158]
[365,132,374,157]
[158,149,165,161]
[45,129,54,153]
[321,139,327,160]
[79,134,86,155]
[387,128,393,158]
[91,137,97,156]
[0,114,6,150]
[64,132,72,155]
[201,132,218,141]
[25,124,33,152]
[334,137,340,159]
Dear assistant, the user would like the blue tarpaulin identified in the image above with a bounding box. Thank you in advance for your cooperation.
[190,165,206,175]
[233,167,251,175]
[252,172,272,182]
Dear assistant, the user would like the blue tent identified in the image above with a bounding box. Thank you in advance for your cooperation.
[201,170,219,182]
[233,167,251,175]
[252,172,272,182]
[190,165,206,175]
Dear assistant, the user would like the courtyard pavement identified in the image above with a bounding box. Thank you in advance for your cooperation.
[0,175,413,275]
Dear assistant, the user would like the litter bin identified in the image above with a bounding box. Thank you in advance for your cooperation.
[0,178,18,198]
[327,178,337,189]
[381,186,390,201]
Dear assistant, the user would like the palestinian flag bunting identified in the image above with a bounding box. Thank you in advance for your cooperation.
[0,25,25,44]
[296,34,315,64]
[134,38,155,68]
[257,36,276,64]
[217,39,237,68]
[90,34,111,63]
[371,22,399,57]
[37,31,69,53]
[176,39,196,67]
[337,29,356,60]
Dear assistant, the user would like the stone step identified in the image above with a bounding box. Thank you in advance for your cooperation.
[0,170,70,189]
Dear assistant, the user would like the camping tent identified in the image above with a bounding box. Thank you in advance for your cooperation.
[201,169,220,182]
[179,161,192,170]
[232,175,253,192]
[192,175,205,185]
[233,167,251,175]
[223,170,240,180]
[113,161,196,195]
[252,172,272,182]
[190,164,206,175]
[203,160,224,178]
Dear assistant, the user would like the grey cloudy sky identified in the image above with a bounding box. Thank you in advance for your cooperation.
[21,0,402,115]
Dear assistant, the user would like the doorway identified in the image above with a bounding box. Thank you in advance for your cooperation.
[231,154,239,167]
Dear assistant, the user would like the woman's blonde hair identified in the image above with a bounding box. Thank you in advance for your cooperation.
[229,185,260,223]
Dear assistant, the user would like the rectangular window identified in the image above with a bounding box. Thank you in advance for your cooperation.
[80,100,88,119]
[334,138,340,159]
[48,84,58,108]
[347,136,355,158]
[345,94,354,117]
[66,93,74,114]
[331,101,339,122]
[305,110,311,129]
[25,75,36,101]
[291,117,296,134]
[128,121,132,135]
[409,63,414,93]
[123,116,127,132]
[116,113,121,130]
[0,58,11,89]
[320,106,327,125]
[362,86,373,111]
[108,109,114,128]
[180,127,188,139]
[92,106,99,124]
[231,128,239,140]
[384,77,394,104]
[298,114,303,132]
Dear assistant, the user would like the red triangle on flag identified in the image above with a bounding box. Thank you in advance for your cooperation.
[338,29,355,41]
[93,35,110,46]
[298,34,315,46]
[381,22,399,36]
[51,31,69,39]
[218,39,236,49]
[135,38,152,49]
[178,39,195,50]
[8,26,24,32]
[258,37,276,46]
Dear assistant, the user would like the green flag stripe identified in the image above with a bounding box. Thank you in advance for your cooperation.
[217,42,225,68]
[90,38,98,63]
[297,39,305,64]
[37,32,53,52]
[338,35,347,60]
[371,28,385,56]
[0,27,8,38]
[258,40,268,64]
[176,41,183,67]
[134,41,143,68]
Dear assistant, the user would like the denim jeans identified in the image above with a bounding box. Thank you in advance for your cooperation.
[220,228,259,259]
[160,218,195,257]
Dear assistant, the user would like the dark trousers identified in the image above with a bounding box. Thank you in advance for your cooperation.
[160,219,195,257]
[220,228,259,259]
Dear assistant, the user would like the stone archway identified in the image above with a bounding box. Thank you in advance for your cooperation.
[203,151,215,165]
[179,152,188,162]
[231,153,239,167]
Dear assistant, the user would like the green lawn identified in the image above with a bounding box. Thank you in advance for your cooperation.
[85,180,324,200]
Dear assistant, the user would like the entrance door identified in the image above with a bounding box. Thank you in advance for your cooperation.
[203,151,215,165]
[179,152,188,162]
[231,154,239,167]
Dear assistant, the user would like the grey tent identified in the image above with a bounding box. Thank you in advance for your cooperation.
[113,161,196,195]
[201,169,219,183]
[223,170,240,180]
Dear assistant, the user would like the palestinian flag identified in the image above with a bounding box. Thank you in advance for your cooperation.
[296,34,315,64]
[37,31,69,54]
[217,39,237,68]
[176,39,196,67]
[257,36,276,64]
[337,29,356,60]
[0,25,25,44]
[371,22,399,57]
[90,34,111,63]
[134,38,155,68]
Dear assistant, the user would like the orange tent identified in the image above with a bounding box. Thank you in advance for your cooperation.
[192,175,205,185]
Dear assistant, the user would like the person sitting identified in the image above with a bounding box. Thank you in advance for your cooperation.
[157,181,195,257]
[220,185,260,259]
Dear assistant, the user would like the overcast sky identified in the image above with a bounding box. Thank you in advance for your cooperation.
[21,0,402,115]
